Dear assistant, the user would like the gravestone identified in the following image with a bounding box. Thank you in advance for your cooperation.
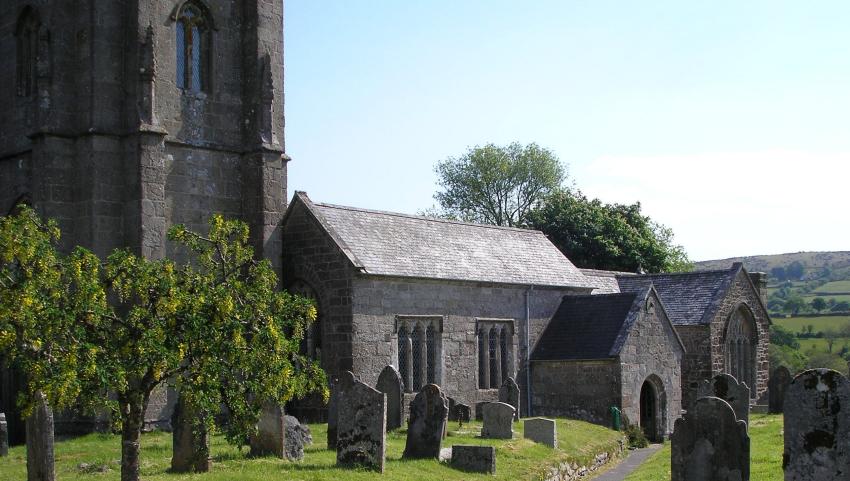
[474,401,487,421]
[499,377,520,419]
[768,366,791,414]
[697,373,750,426]
[783,369,850,481]
[284,415,311,461]
[671,396,749,481]
[0,412,8,457]
[524,418,557,448]
[327,372,355,450]
[336,373,386,472]
[249,403,285,458]
[453,403,471,424]
[447,397,457,420]
[451,445,496,474]
[26,396,55,481]
[481,402,515,439]
[376,365,404,431]
[170,396,210,472]
[403,384,448,459]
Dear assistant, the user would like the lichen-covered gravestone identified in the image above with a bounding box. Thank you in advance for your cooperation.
[26,396,55,481]
[249,402,285,458]
[697,373,750,427]
[671,396,749,481]
[783,369,850,481]
[499,377,520,419]
[327,372,356,450]
[403,384,448,459]
[481,402,515,439]
[170,396,210,472]
[376,365,404,431]
[451,445,496,474]
[768,366,791,414]
[336,373,387,472]
[524,418,557,448]
[284,415,311,461]
[0,412,8,457]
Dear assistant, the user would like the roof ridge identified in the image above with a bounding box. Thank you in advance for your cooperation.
[617,266,737,278]
[313,201,544,234]
[565,292,638,300]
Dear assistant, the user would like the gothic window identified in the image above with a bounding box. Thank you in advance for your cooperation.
[395,316,442,393]
[175,1,211,93]
[477,319,514,389]
[15,7,39,97]
[724,305,758,397]
[288,280,321,361]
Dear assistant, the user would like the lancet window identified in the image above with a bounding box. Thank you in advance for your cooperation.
[477,319,514,389]
[396,316,442,393]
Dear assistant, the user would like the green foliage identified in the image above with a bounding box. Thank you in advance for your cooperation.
[769,344,808,374]
[786,261,805,280]
[433,142,566,227]
[769,325,800,349]
[624,423,649,449]
[770,266,787,282]
[783,294,807,315]
[527,189,691,273]
[806,351,848,372]
[811,297,828,312]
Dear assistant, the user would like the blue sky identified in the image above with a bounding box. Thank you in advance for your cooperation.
[284,1,850,262]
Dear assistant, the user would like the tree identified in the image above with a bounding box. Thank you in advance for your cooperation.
[811,297,828,312]
[770,266,787,282]
[769,344,808,374]
[786,261,805,280]
[769,325,800,350]
[823,329,840,353]
[783,294,807,316]
[526,189,691,273]
[433,142,565,227]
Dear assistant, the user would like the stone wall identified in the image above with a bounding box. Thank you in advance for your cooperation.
[530,360,620,425]
[676,325,712,408]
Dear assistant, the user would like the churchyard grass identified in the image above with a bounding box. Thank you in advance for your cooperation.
[622,414,784,481]
[0,418,623,480]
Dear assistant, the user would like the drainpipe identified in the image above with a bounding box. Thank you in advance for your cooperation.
[525,285,534,418]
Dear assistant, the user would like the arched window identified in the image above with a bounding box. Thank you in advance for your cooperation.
[724,305,758,397]
[288,280,321,361]
[15,7,39,97]
[477,320,514,389]
[395,316,442,392]
[175,1,211,92]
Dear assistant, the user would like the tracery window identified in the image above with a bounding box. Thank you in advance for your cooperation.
[175,1,211,92]
[396,316,442,392]
[15,7,39,97]
[724,305,758,397]
[477,319,514,389]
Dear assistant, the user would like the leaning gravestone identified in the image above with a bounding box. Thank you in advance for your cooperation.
[524,418,557,448]
[783,369,850,481]
[499,377,521,419]
[250,402,285,458]
[376,365,404,431]
[481,402,515,439]
[284,415,311,461]
[403,384,448,459]
[671,396,749,481]
[26,395,55,481]
[697,373,750,427]
[170,396,210,472]
[451,445,496,474]
[336,373,386,472]
[0,412,8,457]
[768,366,792,414]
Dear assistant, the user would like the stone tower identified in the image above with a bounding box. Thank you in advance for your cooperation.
[0,0,288,442]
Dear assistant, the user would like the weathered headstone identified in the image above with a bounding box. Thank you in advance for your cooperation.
[453,403,471,424]
[249,402,285,458]
[768,366,791,414]
[376,365,404,431]
[0,412,8,457]
[450,445,496,474]
[481,402,515,439]
[403,384,448,459]
[524,418,557,448]
[26,396,55,481]
[499,377,520,419]
[696,373,750,427]
[336,373,386,472]
[327,372,355,450]
[170,396,210,472]
[284,415,311,461]
[783,369,850,481]
[671,396,749,481]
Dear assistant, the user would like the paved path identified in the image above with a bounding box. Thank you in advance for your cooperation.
[591,444,663,481]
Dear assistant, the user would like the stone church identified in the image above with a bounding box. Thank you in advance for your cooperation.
[0,1,769,443]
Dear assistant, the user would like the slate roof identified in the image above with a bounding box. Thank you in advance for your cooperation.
[580,268,626,294]
[531,292,641,361]
[616,265,741,326]
[289,192,595,289]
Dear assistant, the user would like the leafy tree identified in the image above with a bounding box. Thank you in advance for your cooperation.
[769,325,800,350]
[811,297,828,312]
[806,352,848,372]
[770,266,787,282]
[433,142,565,227]
[832,301,850,312]
[783,294,807,316]
[823,329,840,353]
[527,189,691,273]
[786,261,805,280]
[769,344,808,374]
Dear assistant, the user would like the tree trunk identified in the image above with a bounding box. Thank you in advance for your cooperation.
[120,395,147,481]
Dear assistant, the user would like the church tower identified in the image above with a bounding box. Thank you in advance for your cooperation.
[0,0,288,272]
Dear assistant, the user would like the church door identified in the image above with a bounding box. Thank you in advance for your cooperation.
[640,380,658,442]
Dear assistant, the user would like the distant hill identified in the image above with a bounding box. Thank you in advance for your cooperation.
[695,251,850,280]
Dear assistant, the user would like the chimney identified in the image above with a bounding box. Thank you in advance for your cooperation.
[749,272,768,306]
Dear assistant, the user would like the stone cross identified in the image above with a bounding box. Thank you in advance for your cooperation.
[523,418,557,448]
[402,384,448,459]
[376,365,404,431]
[696,373,750,427]
[249,402,285,458]
[671,396,749,481]
[498,377,520,419]
[283,415,311,461]
[783,369,850,481]
[451,445,496,474]
[481,402,515,439]
[768,366,791,414]
[336,372,386,472]
[26,395,55,481]
[0,412,8,457]
[170,396,210,472]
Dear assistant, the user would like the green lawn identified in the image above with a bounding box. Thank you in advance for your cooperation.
[773,315,850,333]
[813,281,850,294]
[623,414,783,481]
[0,419,623,481]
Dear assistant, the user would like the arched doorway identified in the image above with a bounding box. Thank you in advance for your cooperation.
[724,305,758,398]
[639,376,666,443]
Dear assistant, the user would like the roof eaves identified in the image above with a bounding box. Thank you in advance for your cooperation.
[609,288,648,357]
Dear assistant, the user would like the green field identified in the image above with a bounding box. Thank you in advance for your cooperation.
[773,315,850,333]
[798,337,850,353]
[0,419,623,481]
[803,294,850,303]
[813,280,850,293]
[624,414,783,481]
